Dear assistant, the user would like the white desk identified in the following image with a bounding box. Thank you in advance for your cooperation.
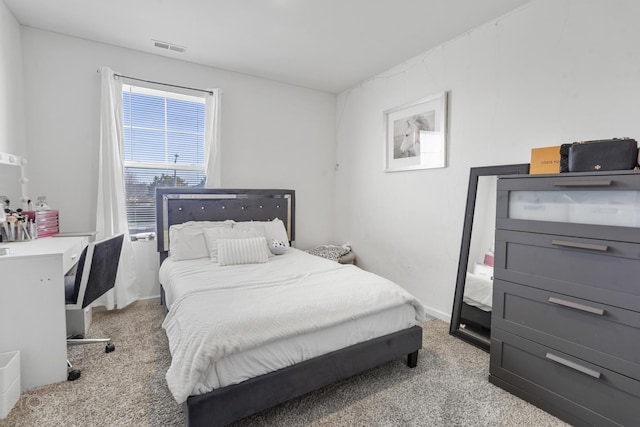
[0,236,88,391]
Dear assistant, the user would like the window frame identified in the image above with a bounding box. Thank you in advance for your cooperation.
[121,83,207,236]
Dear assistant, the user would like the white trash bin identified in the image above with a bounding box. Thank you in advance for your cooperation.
[0,351,20,419]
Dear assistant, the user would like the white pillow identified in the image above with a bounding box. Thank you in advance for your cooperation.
[217,237,269,266]
[169,221,233,260]
[234,218,290,247]
[203,227,268,262]
[472,262,494,279]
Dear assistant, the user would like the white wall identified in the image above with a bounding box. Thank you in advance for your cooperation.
[0,1,25,156]
[334,0,640,320]
[131,239,161,300]
[19,27,336,297]
[21,27,336,249]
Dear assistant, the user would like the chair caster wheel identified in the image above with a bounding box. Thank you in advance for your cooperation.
[68,369,81,381]
[105,343,115,353]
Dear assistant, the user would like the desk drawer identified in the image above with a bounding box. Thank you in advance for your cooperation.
[493,279,640,379]
[491,329,640,427]
[62,240,84,274]
[495,229,640,311]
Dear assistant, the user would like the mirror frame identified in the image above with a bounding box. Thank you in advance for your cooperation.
[450,163,530,352]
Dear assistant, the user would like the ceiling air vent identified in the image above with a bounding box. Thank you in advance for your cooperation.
[153,40,186,54]
[169,45,186,53]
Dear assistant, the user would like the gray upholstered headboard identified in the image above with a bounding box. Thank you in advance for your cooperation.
[155,188,295,262]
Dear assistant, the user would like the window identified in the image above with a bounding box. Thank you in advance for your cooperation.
[122,84,206,235]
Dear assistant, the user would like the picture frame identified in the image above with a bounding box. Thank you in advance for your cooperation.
[384,92,448,172]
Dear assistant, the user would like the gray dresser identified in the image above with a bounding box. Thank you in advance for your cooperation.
[490,171,640,426]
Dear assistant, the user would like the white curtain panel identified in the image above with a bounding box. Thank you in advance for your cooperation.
[204,89,222,188]
[96,66,138,309]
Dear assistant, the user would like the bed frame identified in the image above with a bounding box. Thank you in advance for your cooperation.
[155,188,423,427]
[460,301,491,335]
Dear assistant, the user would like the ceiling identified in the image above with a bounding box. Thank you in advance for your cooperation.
[4,0,533,93]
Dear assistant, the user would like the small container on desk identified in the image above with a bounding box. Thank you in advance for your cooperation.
[24,210,59,238]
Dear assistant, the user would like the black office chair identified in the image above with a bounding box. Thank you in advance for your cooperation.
[64,233,124,381]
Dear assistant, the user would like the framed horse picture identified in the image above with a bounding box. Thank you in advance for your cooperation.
[383,92,448,172]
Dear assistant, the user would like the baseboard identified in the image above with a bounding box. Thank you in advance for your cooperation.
[134,296,161,306]
[92,296,161,313]
[422,304,451,323]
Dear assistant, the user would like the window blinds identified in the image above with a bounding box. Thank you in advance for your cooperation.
[122,84,206,234]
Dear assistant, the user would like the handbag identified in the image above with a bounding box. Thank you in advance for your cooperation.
[559,143,571,173]
[567,137,638,172]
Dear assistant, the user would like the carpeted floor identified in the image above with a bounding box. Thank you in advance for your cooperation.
[0,302,567,427]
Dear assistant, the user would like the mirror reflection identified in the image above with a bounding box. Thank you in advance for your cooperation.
[460,175,496,338]
[450,164,529,351]
[0,153,28,230]
[0,162,24,212]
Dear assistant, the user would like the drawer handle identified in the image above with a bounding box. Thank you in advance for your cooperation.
[545,352,601,379]
[71,254,78,260]
[548,297,604,316]
[553,180,612,187]
[551,239,608,252]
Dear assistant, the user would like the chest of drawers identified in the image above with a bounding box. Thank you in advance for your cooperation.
[490,171,640,426]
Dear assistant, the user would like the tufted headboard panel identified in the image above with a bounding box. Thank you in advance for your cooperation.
[155,188,295,262]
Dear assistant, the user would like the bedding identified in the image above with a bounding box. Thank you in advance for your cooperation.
[306,243,352,262]
[169,220,233,260]
[203,226,269,261]
[233,218,290,247]
[160,248,425,404]
[463,272,493,311]
[462,260,494,311]
[217,236,269,266]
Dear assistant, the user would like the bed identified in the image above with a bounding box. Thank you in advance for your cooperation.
[461,265,493,334]
[155,188,425,426]
[460,274,492,334]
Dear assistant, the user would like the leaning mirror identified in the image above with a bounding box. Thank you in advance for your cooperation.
[450,164,529,351]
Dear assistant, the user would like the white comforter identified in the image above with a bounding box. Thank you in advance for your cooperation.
[161,249,425,404]
[463,272,493,311]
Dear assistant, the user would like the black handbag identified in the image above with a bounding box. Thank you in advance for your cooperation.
[559,143,571,173]
[566,138,638,172]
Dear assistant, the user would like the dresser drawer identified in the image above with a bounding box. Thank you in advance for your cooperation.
[495,229,640,311]
[490,329,640,427]
[496,172,640,243]
[62,239,84,274]
[24,210,59,222]
[37,226,59,238]
[493,279,640,379]
[36,217,58,228]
